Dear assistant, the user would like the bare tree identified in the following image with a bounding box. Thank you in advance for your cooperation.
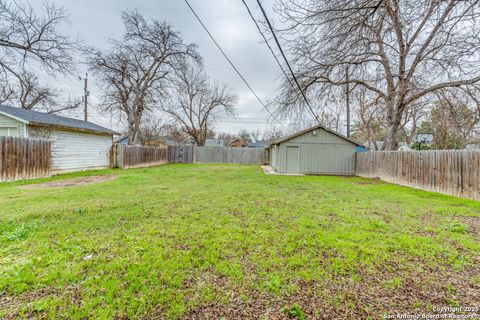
[418,101,475,149]
[216,132,237,146]
[0,0,77,110]
[162,61,237,146]
[276,0,480,149]
[87,10,199,145]
[399,100,428,145]
[162,123,192,145]
[263,126,286,142]
[352,89,387,149]
[237,129,253,144]
[137,115,164,145]
[250,129,263,142]
[16,72,60,110]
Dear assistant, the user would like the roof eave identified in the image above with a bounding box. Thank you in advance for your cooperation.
[29,122,119,136]
[271,124,364,147]
[0,111,30,124]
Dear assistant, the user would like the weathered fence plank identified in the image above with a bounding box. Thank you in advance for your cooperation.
[356,150,480,201]
[167,145,194,163]
[194,146,267,164]
[111,144,266,169]
[0,137,51,182]
[112,145,167,169]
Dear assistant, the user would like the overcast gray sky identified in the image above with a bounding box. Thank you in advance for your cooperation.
[47,0,289,135]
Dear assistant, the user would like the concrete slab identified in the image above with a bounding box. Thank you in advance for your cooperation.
[261,165,304,176]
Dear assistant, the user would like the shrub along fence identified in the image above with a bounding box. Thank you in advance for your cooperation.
[356,150,480,200]
[111,144,168,169]
[0,137,51,182]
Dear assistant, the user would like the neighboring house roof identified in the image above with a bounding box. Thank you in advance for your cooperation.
[248,141,267,148]
[0,104,119,135]
[205,139,224,146]
[270,124,363,147]
[229,138,247,147]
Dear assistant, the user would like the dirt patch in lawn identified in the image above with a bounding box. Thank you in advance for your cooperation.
[459,216,480,237]
[20,175,116,189]
[180,260,480,320]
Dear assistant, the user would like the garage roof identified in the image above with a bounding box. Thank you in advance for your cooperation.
[270,124,363,146]
[0,104,119,135]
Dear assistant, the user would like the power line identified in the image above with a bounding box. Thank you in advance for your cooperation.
[254,0,320,124]
[240,0,294,90]
[183,0,276,120]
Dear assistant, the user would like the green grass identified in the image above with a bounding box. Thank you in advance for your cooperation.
[0,164,479,319]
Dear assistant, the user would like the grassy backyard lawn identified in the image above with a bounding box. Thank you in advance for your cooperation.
[0,164,479,319]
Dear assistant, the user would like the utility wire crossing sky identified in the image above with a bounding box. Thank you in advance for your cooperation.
[41,0,296,134]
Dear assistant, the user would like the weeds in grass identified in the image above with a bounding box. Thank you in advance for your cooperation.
[281,304,305,319]
[383,277,401,289]
[449,222,467,233]
[0,221,38,241]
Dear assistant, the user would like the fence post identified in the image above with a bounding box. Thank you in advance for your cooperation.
[460,151,464,196]
[117,144,124,168]
[110,144,117,168]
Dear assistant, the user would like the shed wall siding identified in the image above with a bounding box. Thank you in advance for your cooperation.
[273,128,356,175]
[0,113,26,137]
[271,146,278,169]
[49,129,112,171]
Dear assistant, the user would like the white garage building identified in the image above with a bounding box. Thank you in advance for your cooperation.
[0,105,118,172]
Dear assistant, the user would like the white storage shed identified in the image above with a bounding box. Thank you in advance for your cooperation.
[0,105,118,172]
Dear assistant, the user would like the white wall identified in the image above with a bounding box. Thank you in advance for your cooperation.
[50,129,112,172]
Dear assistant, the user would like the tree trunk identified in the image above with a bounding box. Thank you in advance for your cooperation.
[385,113,403,150]
[127,114,137,145]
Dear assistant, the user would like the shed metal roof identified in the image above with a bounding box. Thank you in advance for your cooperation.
[0,104,119,135]
[270,124,363,147]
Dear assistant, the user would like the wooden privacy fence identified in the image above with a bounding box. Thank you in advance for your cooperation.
[356,150,480,200]
[194,146,267,164]
[112,144,167,169]
[167,145,194,163]
[0,137,51,182]
[111,145,266,169]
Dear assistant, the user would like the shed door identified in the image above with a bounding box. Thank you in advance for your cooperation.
[286,146,299,173]
[50,129,112,171]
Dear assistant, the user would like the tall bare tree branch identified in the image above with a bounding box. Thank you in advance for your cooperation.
[162,61,237,146]
[0,0,77,110]
[275,0,480,149]
[87,10,200,144]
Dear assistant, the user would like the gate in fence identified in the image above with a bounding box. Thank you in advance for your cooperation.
[167,145,194,163]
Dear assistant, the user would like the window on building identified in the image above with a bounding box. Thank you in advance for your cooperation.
[0,127,19,137]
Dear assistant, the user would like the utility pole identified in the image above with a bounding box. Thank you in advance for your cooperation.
[345,66,351,138]
[82,73,89,122]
